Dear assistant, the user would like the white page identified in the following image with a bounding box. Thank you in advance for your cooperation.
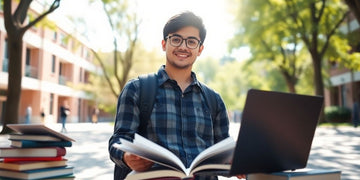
[114,135,185,172]
[188,137,235,172]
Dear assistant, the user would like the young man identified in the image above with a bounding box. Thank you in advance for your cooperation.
[109,11,243,180]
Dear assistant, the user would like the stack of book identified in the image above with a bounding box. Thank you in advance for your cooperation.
[0,124,76,180]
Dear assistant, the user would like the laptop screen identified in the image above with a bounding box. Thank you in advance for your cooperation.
[229,89,324,175]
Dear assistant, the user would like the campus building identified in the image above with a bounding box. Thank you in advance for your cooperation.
[0,2,99,124]
[325,13,360,112]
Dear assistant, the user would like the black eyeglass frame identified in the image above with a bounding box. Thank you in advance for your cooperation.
[165,34,202,49]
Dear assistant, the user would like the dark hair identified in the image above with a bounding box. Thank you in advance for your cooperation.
[163,11,206,45]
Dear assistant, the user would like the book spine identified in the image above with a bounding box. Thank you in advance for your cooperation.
[12,140,72,148]
[0,147,66,158]
[3,156,63,163]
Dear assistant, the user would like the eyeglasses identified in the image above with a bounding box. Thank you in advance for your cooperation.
[166,35,201,49]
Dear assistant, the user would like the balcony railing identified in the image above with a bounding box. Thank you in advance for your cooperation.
[59,75,68,85]
[25,65,38,78]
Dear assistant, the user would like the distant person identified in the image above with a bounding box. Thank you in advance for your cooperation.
[92,106,99,124]
[40,108,45,124]
[60,101,70,132]
[25,105,32,124]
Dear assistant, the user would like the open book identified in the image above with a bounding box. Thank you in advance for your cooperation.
[113,133,235,180]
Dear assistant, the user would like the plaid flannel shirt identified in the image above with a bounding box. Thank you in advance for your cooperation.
[109,66,229,179]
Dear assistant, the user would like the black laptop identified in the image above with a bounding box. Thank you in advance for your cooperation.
[228,89,324,175]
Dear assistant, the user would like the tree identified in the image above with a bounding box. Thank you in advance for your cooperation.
[230,0,349,97]
[284,0,349,96]
[344,0,360,103]
[89,0,141,99]
[1,0,60,134]
[229,0,310,93]
[82,45,163,114]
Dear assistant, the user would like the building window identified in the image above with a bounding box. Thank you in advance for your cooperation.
[50,93,54,115]
[53,31,57,41]
[25,48,31,77]
[2,39,8,72]
[84,49,90,60]
[51,55,56,73]
[59,63,66,85]
[60,33,67,47]
[79,68,83,82]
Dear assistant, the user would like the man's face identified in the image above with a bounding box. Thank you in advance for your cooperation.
[162,26,204,70]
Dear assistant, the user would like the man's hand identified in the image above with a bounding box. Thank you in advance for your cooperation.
[123,152,154,172]
[236,174,246,179]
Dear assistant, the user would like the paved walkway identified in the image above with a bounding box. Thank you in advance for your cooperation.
[0,123,359,180]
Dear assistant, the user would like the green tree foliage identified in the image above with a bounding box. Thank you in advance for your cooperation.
[1,0,60,134]
[283,0,349,96]
[195,58,294,111]
[229,0,310,94]
[193,57,220,84]
[230,0,349,97]
[78,43,163,114]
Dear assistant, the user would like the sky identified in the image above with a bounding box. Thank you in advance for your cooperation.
[51,0,242,58]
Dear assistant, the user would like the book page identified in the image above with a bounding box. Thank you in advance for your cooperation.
[114,139,183,171]
[190,164,231,176]
[114,134,235,177]
[114,134,186,172]
[188,137,235,172]
[126,166,189,180]
[133,134,185,170]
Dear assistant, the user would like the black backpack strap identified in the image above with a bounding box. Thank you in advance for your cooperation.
[199,82,218,121]
[138,73,157,135]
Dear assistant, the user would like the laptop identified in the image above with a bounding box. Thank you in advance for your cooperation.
[228,89,324,175]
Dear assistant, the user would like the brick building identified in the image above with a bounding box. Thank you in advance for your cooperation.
[0,2,99,124]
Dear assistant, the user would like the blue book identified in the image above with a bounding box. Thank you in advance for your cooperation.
[247,169,341,180]
[0,166,74,180]
[11,140,72,148]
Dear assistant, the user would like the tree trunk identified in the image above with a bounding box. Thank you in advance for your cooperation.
[310,50,325,123]
[281,73,297,94]
[311,52,324,97]
[1,36,24,134]
[286,80,296,94]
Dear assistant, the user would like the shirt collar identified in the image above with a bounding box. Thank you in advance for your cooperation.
[156,65,201,89]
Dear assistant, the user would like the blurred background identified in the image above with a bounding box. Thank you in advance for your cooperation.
[0,0,359,127]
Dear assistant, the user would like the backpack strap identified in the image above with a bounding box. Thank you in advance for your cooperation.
[199,82,218,121]
[138,73,157,135]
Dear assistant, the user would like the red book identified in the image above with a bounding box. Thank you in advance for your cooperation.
[0,147,66,158]
[3,156,63,163]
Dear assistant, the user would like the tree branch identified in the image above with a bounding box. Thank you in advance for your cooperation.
[102,2,122,88]
[90,49,119,98]
[3,0,14,33]
[13,0,32,24]
[345,0,360,25]
[23,0,60,32]
[285,0,310,47]
[320,11,350,57]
